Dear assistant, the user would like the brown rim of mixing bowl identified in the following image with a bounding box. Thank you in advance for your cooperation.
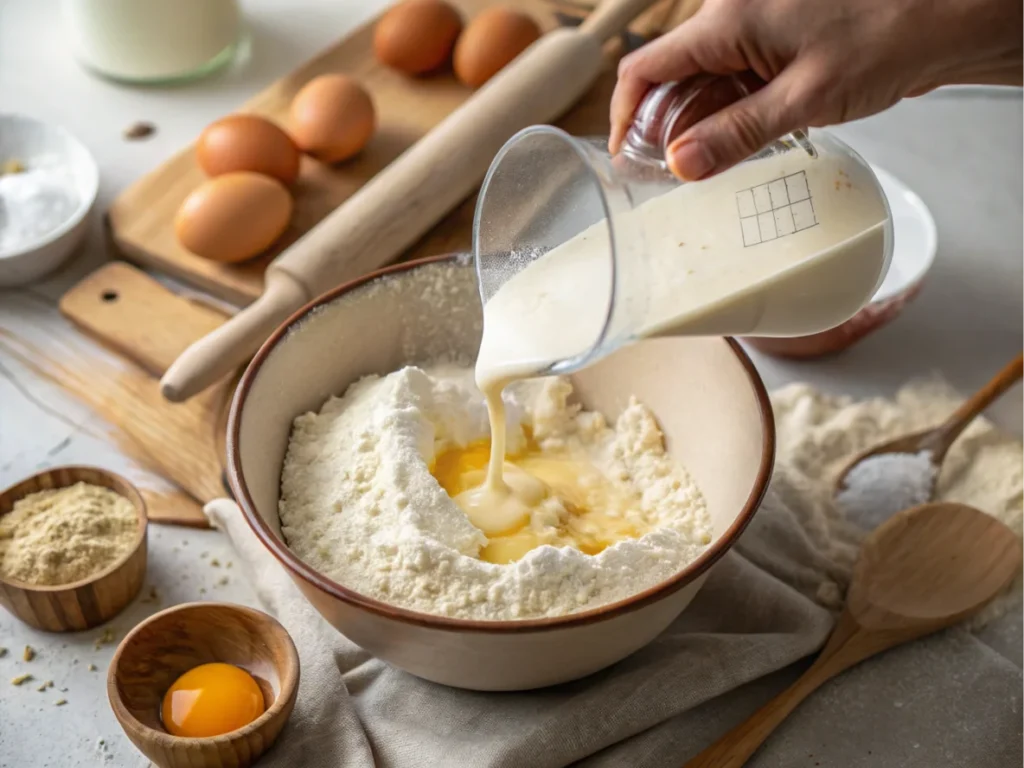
[227,254,775,634]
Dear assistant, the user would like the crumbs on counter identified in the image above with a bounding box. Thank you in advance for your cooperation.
[36,679,54,692]
[23,645,35,662]
[226,561,233,569]
[140,586,160,605]
[0,646,7,658]
[94,627,117,650]
[210,558,221,567]
[88,663,98,672]
[122,121,156,141]
[1,158,25,175]
[11,673,33,686]
[54,698,67,706]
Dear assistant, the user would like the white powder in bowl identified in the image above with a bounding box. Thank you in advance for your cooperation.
[0,165,79,254]
[279,365,711,621]
[836,450,937,528]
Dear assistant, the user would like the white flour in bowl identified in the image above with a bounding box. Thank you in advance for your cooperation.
[278,365,711,621]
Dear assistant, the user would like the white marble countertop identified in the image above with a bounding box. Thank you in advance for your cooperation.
[0,1,1020,766]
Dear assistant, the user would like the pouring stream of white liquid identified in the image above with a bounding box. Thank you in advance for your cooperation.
[475,147,888,502]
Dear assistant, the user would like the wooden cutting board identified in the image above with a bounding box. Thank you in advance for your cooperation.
[39,262,239,527]
[107,0,692,306]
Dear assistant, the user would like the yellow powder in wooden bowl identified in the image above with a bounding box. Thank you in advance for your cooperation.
[0,482,139,586]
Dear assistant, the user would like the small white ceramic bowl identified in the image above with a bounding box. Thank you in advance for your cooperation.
[228,254,775,691]
[745,165,937,358]
[0,114,99,286]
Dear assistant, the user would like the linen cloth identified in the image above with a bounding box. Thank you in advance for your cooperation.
[201,380,1023,768]
[206,495,837,768]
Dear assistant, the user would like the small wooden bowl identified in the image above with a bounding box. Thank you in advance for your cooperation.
[108,602,300,768]
[0,465,148,631]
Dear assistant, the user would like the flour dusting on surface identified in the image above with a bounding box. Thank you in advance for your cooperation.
[279,366,711,621]
[772,379,1023,627]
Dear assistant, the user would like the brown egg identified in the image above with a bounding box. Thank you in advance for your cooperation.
[454,8,541,88]
[289,75,376,164]
[175,172,292,263]
[196,115,301,186]
[374,0,463,76]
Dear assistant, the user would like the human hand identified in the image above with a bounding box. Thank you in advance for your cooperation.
[609,0,1022,180]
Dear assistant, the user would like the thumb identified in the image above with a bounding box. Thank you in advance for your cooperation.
[667,67,815,181]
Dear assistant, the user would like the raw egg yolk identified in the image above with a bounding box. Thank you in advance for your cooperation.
[161,662,265,738]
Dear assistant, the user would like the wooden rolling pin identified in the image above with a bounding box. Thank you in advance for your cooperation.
[161,0,660,402]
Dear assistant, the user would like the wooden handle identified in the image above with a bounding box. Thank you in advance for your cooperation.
[160,272,307,402]
[930,352,1023,460]
[59,261,227,377]
[683,611,915,768]
[57,262,234,526]
[581,0,669,39]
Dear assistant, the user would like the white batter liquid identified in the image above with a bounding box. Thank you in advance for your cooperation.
[474,148,888,504]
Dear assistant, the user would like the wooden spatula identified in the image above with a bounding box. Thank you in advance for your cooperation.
[684,502,1022,768]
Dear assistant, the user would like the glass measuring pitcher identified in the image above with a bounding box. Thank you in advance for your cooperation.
[473,75,894,382]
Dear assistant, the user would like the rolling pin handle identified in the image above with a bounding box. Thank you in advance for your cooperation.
[160,273,308,402]
[580,0,662,42]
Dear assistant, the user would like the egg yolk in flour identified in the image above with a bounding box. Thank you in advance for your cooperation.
[431,434,646,564]
[161,662,265,738]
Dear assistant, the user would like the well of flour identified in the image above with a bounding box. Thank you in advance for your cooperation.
[279,365,711,621]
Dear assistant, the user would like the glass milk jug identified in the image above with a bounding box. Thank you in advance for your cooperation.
[472,75,894,382]
[62,0,241,84]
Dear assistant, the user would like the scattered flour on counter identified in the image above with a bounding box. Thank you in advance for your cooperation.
[836,450,937,527]
[278,365,711,621]
[770,378,1023,627]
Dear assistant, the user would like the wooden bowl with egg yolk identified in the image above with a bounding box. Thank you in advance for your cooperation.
[0,465,148,631]
[108,602,299,768]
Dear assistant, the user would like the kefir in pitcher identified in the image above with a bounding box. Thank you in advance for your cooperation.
[473,74,893,391]
[470,73,893,499]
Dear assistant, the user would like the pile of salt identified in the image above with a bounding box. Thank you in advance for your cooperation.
[0,166,78,254]
[836,450,937,528]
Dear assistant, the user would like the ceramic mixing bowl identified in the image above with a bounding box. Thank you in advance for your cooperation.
[228,254,774,691]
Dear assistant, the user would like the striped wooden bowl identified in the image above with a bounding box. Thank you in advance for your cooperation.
[0,466,148,631]
[108,603,299,768]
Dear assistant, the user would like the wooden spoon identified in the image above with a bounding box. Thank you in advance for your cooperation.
[834,353,1023,497]
[684,502,1021,768]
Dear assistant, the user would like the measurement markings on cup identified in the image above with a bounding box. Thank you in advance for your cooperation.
[736,171,819,247]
